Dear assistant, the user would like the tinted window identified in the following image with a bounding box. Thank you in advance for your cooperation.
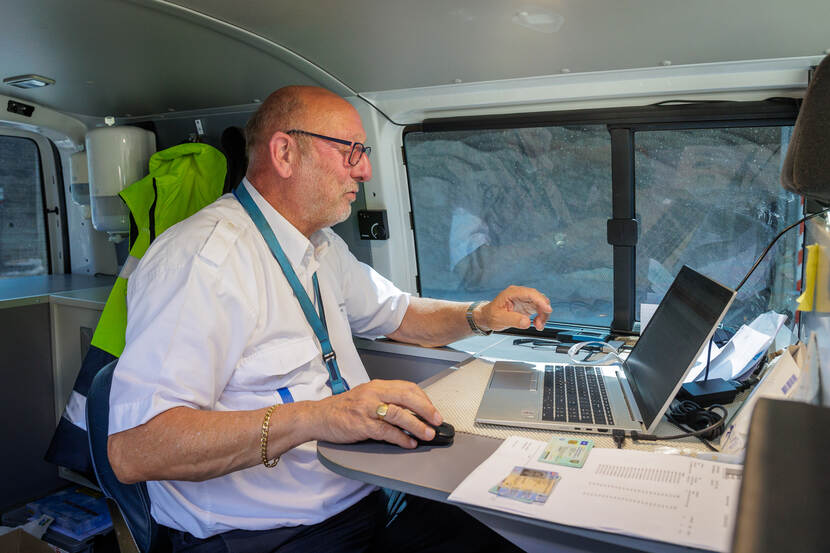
[0,136,48,277]
[635,126,799,328]
[405,126,613,326]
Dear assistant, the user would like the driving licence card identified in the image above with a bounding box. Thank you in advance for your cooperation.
[489,466,560,504]
[538,437,594,468]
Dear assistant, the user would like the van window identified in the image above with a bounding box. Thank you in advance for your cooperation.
[405,126,613,327]
[635,126,800,328]
[0,135,49,277]
[404,103,800,332]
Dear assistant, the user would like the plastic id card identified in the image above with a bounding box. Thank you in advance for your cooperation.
[538,437,594,468]
[489,466,560,504]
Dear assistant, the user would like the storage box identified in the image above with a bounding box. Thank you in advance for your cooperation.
[2,507,93,552]
[0,528,58,553]
[26,488,111,541]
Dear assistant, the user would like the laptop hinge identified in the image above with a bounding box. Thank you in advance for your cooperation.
[615,369,643,423]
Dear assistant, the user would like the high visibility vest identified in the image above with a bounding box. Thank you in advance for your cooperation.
[46,143,227,476]
[92,143,227,355]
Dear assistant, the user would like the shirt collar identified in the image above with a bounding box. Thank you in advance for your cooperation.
[241,178,330,271]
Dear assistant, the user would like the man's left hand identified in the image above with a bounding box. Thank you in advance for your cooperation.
[474,286,552,332]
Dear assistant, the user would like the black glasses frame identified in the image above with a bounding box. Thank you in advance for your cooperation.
[286,129,371,166]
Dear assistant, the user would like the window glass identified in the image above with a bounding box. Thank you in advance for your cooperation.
[0,136,48,277]
[635,126,800,329]
[405,126,613,326]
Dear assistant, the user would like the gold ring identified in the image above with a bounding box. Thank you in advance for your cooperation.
[375,403,389,419]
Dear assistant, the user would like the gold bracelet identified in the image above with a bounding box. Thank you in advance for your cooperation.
[260,404,279,468]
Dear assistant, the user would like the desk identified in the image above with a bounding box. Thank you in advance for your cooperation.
[319,361,713,553]
[319,436,705,553]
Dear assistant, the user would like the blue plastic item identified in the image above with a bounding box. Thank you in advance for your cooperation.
[26,488,111,541]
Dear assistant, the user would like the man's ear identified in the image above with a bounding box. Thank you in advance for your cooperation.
[268,132,295,178]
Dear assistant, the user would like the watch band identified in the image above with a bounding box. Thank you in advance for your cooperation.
[466,301,493,336]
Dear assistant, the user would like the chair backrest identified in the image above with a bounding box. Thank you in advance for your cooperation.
[731,398,830,553]
[781,54,830,203]
[86,359,164,553]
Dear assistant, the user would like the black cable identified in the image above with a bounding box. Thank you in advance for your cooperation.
[631,401,727,443]
[609,402,726,449]
[612,429,626,449]
[650,99,735,106]
[729,375,761,393]
[355,93,405,127]
[693,207,830,382]
[694,208,825,388]
[735,206,830,292]
[665,419,720,451]
[513,338,561,346]
[704,336,714,382]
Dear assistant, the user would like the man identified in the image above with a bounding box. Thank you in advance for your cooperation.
[108,86,551,552]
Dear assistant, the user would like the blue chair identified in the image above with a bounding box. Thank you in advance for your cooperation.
[86,359,169,553]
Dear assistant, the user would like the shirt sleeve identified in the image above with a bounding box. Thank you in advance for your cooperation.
[108,219,256,435]
[325,230,410,339]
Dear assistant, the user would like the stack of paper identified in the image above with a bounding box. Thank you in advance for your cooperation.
[684,311,788,383]
[449,436,742,552]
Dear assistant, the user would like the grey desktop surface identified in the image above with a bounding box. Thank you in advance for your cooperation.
[0,274,114,308]
[49,285,112,308]
[318,365,705,553]
[318,431,502,502]
[318,433,701,553]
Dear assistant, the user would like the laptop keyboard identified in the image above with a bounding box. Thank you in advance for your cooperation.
[542,365,614,425]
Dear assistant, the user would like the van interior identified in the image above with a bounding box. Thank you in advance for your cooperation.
[1,1,829,552]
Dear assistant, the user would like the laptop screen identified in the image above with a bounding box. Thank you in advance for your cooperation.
[623,266,736,431]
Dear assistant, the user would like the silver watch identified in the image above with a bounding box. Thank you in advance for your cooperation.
[466,301,493,336]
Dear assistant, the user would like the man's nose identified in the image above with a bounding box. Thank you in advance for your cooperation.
[351,153,372,183]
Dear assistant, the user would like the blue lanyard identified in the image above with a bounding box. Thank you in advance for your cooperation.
[234,185,349,395]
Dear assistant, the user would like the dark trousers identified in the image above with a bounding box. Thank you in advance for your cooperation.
[168,490,524,553]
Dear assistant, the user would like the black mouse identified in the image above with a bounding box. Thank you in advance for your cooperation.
[423,421,455,446]
[406,414,455,446]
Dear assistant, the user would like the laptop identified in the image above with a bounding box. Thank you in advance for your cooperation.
[475,265,736,435]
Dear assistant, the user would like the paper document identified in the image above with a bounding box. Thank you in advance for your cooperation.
[449,436,742,552]
[685,311,787,383]
[719,349,802,454]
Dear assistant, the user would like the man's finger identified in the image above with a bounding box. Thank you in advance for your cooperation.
[372,419,417,449]
[534,309,551,330]
[370,381,441,426]
[381,405,436,442]
[505,289,552,313]
[492,311,532,330]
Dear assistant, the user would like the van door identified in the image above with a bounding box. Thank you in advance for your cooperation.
[0,128,66,277]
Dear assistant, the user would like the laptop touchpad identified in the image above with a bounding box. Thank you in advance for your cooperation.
[490,364,538,391]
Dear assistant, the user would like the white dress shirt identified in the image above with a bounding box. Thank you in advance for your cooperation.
[109,178,410,538]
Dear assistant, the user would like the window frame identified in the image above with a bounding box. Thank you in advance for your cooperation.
[402,99,800,335]
[0,128,69,276]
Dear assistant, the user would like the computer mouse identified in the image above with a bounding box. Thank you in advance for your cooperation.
[406,414,455,446]
[423,421,455,446]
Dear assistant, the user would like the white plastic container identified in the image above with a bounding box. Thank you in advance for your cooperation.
[85,126,156,233]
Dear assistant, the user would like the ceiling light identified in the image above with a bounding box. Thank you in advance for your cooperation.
[512,7,564,33]
[3,74,55,89]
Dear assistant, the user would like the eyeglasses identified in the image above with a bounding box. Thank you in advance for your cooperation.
[286,129,371,167]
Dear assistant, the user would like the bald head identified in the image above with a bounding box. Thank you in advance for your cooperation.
[244,86,355,166]
[241,85,372,237]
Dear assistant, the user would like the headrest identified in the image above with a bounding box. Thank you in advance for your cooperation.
[781,55,830,204]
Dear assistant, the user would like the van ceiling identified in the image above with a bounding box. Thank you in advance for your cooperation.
[1,0,828,118]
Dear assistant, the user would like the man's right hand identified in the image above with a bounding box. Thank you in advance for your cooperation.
[310,380,443,448]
